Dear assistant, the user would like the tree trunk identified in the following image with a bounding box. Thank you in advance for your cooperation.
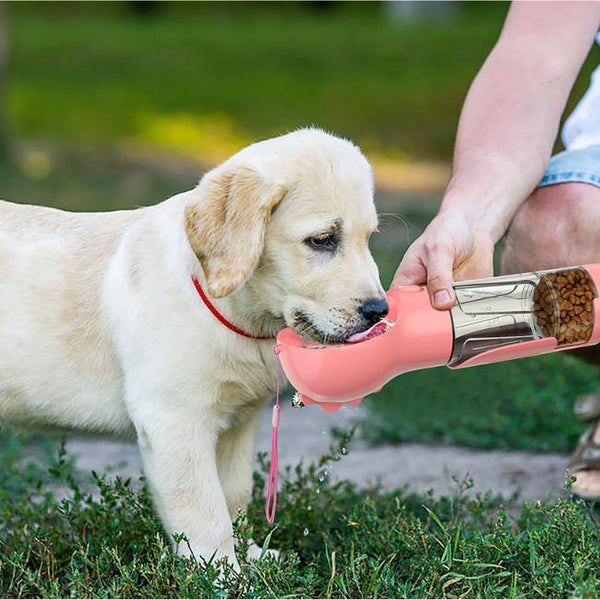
[0,2,8,161]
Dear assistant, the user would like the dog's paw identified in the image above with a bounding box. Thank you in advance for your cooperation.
[247,541,280,562]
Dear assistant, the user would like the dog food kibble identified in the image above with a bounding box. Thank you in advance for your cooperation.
[532,268,596,346]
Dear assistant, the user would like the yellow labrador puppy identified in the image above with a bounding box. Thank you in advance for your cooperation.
[0,128,386,569]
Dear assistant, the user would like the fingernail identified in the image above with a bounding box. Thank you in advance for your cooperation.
[433,290,452,307]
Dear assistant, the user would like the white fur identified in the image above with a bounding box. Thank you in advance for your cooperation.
[0,128,383,569]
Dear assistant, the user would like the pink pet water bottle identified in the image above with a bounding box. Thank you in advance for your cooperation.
[275,264,600,412]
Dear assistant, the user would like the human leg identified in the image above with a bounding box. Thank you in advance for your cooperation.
[501,146,600,499]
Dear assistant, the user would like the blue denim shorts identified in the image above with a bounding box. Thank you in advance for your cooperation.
[538,144,600,189]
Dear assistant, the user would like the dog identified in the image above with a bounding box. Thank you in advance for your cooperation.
[0,128,387,569]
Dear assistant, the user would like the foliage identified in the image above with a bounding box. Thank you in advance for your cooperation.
[1,431,600,598]
[363,350,600,453]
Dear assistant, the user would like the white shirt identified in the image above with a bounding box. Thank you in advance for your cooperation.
[562,32,600,150]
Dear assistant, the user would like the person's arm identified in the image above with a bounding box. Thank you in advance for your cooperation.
[392,0,600,308]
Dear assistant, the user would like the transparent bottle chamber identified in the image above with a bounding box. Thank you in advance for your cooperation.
[448,266,598,367]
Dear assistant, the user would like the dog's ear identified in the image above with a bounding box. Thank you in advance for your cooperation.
[184,165,286,298]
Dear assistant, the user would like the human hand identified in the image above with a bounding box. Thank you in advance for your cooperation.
[390,210,495,310]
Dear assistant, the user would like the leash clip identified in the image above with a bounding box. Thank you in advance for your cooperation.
[291,392,305,408]
[265,345,282,524]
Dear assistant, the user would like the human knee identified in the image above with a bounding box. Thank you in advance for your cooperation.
[501,183,600,274]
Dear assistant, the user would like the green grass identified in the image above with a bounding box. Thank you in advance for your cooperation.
[2,430,600,598]
[5,2,504,160]
[363,352,599,453]
[6,1,596,163]
[0,143,199,212]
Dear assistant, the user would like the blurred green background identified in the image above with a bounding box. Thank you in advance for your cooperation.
[5,1,511,162]
[1,0,600,452]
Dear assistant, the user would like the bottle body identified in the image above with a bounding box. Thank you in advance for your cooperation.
[276,264,600,411]
[449,266,599,367]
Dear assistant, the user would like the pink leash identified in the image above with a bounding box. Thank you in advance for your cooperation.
[265,346,282,523]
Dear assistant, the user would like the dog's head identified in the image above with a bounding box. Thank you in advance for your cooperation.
[184,128,386,344]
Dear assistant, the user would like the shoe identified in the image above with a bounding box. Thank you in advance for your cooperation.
[568,394,600,502]
[574,393,600,422]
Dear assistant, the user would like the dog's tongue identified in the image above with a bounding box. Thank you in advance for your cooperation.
[345,320,391,344]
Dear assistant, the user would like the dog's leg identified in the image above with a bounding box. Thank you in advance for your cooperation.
[216,406,278,562]
[216,410,261,521]
[131,405,239,571]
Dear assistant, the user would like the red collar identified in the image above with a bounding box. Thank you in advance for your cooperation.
[191,275,274,340]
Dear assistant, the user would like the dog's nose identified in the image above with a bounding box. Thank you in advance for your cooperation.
[359,297,389,327]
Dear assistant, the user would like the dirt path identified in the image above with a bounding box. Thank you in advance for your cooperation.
[66,401,570,502]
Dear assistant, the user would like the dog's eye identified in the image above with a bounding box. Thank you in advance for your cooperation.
[304,233,338,252]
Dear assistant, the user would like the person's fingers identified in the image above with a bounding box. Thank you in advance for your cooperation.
[390,252,427,289]
[391,235,458,309]
[390,213,493,309]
